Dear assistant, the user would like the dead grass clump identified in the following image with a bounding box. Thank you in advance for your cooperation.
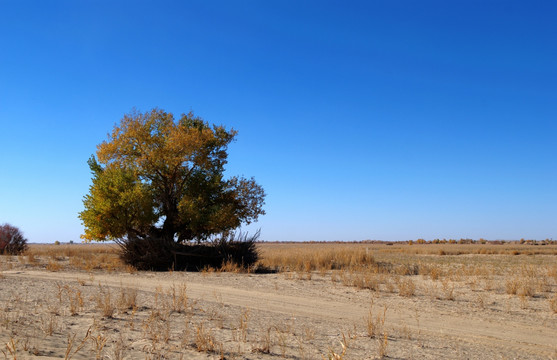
[475,292,487,309]
[377,331,389,358]
[64,330,91,360]
[46,259,62,272]
[428,265,441,280]
[39,312,60,336]
[252,327,272,354]
[236,309,250,343]
[364,301,387,338]
[195,322,216,352]
[96,286,115,318]
[441,279,455,300]
[117,287,138,312]
[219,260,243,273]
[2,338,19,359]
[88,330,108,360]
[67,287,84,316]
[549,294,557,313]
[363,300,389,358]
[353,272,380,291]
[142,308,171,345]
[517,282,536,298]
[326,340,347,360]
[506,278,536,298]
[548,265,557,282]
[396,277,416,297]
[396,264,420,275]
[167,283,189,314]
[505,278,520,295]
[26,252,39,265]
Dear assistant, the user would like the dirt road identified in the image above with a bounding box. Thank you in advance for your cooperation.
[2,269,556,359]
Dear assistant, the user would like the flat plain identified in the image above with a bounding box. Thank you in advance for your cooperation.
[1,242,556,359]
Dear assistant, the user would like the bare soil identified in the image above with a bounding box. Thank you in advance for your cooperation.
[1,263,556,359]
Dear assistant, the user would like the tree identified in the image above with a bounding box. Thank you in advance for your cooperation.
[79,109,265,269]
[0,223,28,255]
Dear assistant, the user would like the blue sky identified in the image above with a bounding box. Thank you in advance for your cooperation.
[0,1,555,243]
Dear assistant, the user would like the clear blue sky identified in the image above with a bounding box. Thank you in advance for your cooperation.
[0,1,555,243]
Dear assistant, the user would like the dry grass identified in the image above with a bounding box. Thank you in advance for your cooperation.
[258,241,557,271]
[12,242,555,308]
[117,287,138,312]
[21,243,125,272]
[194,322,216,352]
[1,241,556,359]
[396,276,416,297]
[259,241,557,313]
[95,285,115,318]
[12,241,557,275]
[364,300,387,339]
[549,293,557,313]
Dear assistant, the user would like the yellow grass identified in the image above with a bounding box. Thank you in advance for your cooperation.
[0,241,556,359]
[18,243,125,272]
[257,242,557,302]
[3,241,556,308]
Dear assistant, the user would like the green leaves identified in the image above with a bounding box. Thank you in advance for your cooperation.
[79,108,265,243]
[79,163,156,242]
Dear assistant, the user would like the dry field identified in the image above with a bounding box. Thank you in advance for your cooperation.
[1,242,556,359]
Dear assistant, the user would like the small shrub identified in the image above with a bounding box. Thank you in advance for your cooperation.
[0,223,28,255]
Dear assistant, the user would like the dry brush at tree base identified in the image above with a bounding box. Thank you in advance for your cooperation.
[0,242,556,359]
[117,231,261,271]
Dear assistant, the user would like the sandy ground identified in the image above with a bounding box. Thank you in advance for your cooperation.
[1,266,556,359]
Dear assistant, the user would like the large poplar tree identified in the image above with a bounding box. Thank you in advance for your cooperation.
[79,109,265,248]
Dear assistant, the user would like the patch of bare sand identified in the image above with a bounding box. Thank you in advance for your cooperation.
[1,269,556,359]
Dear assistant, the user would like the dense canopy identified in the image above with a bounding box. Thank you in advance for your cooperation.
[79,109,265,245]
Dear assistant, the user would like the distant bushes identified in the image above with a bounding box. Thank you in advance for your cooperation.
[0,223,28,255]
[116,230,260,271]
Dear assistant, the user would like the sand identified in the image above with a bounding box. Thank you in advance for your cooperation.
[1,265,556,359]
